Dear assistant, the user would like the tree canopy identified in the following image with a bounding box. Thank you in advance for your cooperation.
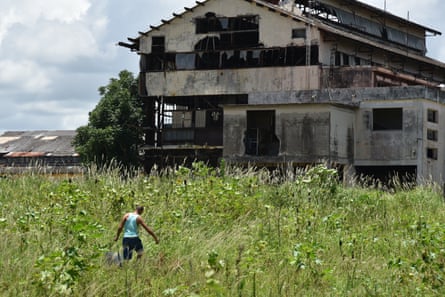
[73,70,143,170]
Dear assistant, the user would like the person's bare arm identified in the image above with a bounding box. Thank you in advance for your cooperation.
[114,214,128,241]
[137,216,159,244]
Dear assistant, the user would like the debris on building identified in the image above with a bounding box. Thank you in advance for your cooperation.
[120,0,445,185]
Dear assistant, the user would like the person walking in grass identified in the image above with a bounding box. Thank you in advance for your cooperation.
[114,205,159,260]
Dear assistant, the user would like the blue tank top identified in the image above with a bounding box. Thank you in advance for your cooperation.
[124,213,139,238]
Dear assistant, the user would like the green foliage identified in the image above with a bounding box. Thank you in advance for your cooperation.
[1,164,445,296]
[73,70,143,171]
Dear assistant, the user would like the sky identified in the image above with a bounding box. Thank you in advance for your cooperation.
[0,0,444,133]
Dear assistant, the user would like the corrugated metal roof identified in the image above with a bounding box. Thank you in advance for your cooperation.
[0,130,78,157]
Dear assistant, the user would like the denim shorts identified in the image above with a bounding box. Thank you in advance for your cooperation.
[122,237,143,259]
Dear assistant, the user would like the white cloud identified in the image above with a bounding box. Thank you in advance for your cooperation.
[365,0,441,26]
[61,112,90,130]
[20,100,94,130]
[0,60,51,93]
[0,0,104,64]
[35,0,91,23]
[0,0,91,25]
[12,21,100,64]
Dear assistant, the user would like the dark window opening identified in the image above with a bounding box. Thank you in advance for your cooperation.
[245,110,279,156]
[381,27,388,40]
[427,109,438,123]
[373,108,403,131]
[335,51,341,66]
[334,51,354,66]
[219,31,260,49]
[145,45,319,71]
[292,28,306,39]
[427,148,438,160]
[342,53,350,66]
[196,14,259,34]
[152,36,165,53]
[196,52,220,69]
[355,165,417,187]
[427,129,438,141]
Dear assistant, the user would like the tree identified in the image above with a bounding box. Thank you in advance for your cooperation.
[73,70,143,171]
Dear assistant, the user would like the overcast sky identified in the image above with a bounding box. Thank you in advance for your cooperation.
[0,0,444,133]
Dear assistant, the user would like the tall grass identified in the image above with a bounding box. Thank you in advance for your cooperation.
[1,163,445,296]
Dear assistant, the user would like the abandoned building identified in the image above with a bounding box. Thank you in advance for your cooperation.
[0,131,83,175]
[119,0,445,184]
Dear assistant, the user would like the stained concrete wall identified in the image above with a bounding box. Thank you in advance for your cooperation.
[223,104,354,164]
[355,100,420,166]
[278,109,330,160]
[223,109,246,157]
[146,66,321,97]
[354,98,445,184]
[330,107,355,163]
[419,100,445,183]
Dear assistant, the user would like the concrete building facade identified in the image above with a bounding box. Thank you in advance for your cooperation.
[120,0,445,184]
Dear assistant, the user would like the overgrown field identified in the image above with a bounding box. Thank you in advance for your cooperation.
[1,163,445,296]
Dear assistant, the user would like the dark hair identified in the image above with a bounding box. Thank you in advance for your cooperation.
[136,205,144,212]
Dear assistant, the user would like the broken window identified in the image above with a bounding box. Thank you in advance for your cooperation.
[195,36,220,51]
[245,110,279,156]
[146,45,319,71]
[427,148,438,160]
[427,129,438,141]
[373,108,403,130]
[427,109,438,123]
[196,14,260,49]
